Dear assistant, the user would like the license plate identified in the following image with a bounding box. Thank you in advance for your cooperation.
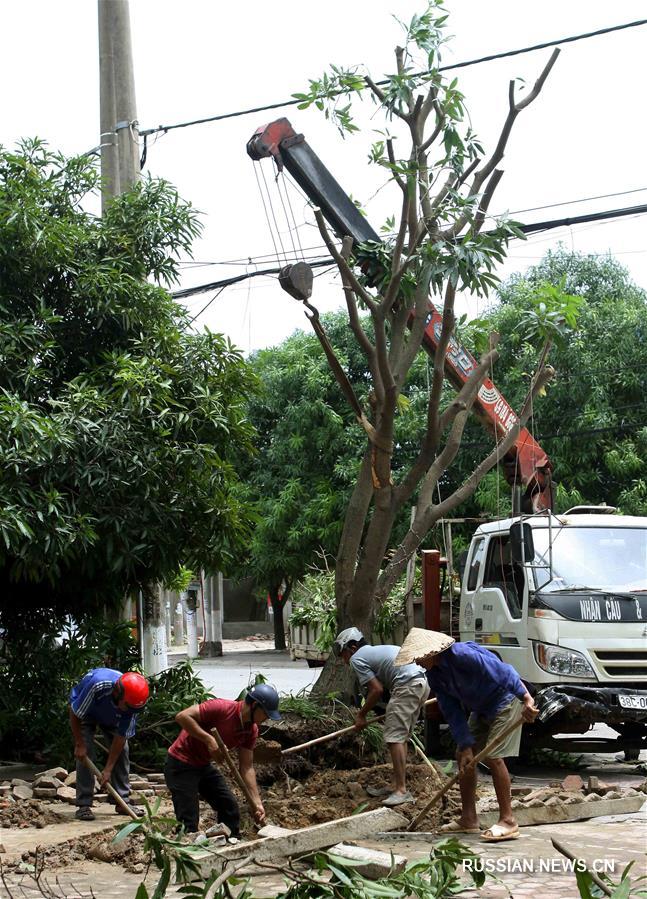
[619,695,647,710]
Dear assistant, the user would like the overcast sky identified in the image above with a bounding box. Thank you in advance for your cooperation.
[3,1,646,354]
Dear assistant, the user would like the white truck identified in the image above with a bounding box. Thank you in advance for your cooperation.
[458,507,647,756]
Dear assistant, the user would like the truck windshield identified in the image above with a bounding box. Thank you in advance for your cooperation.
[532,526,647,593]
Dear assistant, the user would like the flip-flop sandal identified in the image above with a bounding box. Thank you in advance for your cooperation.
[439,820,480,834]
[481,824,520,842]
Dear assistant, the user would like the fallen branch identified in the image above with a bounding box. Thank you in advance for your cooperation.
[551,838,612,897]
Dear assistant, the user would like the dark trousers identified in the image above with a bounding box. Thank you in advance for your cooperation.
[76,722,131,808]
[164,753,240,835]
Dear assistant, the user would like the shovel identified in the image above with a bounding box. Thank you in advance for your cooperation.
[278,697,439,758]
[407,689,568,831]
[211,726,267,828]
[80,755,140,821]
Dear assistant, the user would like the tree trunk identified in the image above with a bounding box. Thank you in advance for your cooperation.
[311,607,371,703]
[269,584,287,651]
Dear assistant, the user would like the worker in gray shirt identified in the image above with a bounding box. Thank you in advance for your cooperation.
[333,627,430,806]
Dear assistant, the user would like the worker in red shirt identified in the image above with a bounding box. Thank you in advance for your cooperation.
[164,684,281,836]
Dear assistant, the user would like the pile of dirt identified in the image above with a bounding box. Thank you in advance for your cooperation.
[15,829,149,875]
[253,762,458,832]
[0,799,65,829]
[255,716,389,774]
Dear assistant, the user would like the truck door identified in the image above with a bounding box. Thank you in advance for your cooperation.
[476,533,527,670]
[460,536,486,641]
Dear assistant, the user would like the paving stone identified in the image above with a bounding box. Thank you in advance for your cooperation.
[33,775,64,790]
[64,771,77,786]
[511,786,532,797]
[12,784,33,800]
[33,787,58,799]
[56,786,77,804]
[561,774,584,791]
[40,767,68,781]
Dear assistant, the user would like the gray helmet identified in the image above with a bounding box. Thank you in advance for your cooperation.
[246,683,281,720]
[333,627,364,657]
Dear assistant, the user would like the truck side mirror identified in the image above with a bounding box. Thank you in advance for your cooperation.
[510,522,534,563]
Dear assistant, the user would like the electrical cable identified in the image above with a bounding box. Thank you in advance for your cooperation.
[171,201,647,303]
[139,18,647,139]
[507,186,647,216]
[173,186,647,271]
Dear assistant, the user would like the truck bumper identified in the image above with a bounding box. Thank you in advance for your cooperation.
[536,683,647,730]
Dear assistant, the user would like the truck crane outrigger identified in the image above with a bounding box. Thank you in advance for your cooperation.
[247,117,553,514]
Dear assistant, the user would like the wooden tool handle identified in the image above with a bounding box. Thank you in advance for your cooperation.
[407,713,525,831]
[281,697,438,756]
[211,726,258,814]
[281,717,385,756]
[81,755,139,821]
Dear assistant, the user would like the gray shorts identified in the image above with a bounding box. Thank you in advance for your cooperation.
[383,678,431,744]
[468,698,523,759]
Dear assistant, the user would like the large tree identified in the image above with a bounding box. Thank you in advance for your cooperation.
[281,3,567,692]
[241,312,432,648]
[0,140,255,632]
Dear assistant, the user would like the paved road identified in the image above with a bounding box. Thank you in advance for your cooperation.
[169,640,322,698]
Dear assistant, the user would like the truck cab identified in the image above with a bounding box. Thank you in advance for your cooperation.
[459,510,647,755]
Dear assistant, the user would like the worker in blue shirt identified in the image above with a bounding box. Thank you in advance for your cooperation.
[396,628,538,842]
[69,668,149,821]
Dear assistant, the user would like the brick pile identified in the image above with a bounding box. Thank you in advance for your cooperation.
[0,767,169,809]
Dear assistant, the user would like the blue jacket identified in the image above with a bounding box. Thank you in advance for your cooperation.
[69,668,138,739]
[425,643,526,749]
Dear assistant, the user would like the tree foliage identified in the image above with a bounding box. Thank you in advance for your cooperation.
[459,248,647,516]
[0,140,256,631]
[240,313,434,647]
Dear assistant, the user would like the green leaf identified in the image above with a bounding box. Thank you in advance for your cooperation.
[113,820,143,844]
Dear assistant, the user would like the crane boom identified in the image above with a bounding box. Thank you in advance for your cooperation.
[247,118,553,513]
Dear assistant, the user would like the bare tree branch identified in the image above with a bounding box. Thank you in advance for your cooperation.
[472,168,504,235]
[313,208,377,312]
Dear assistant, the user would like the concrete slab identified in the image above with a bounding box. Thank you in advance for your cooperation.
[327,843,407,878]
[196,807,409,875]
[479,795,646,828]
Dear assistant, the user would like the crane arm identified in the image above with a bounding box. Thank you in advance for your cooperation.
[248,118,553,513]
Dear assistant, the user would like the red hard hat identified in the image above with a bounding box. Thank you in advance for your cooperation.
[118,672,149,709]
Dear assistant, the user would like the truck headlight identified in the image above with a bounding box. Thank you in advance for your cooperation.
[532,642,596,679]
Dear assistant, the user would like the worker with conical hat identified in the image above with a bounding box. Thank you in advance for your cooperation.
[396,628,538,842]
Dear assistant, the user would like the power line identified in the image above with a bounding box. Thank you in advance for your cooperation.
[519,203,647,235]
[507,186,647,217]
[139,18,647,139]
[171,201,647,305]
[175,186,647,270]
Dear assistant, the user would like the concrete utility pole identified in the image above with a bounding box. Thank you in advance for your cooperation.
[200,574,223,657]
[98,0,164,674]
[98,0,140,209]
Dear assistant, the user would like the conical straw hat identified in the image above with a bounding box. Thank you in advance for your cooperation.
[395,627,455,665]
